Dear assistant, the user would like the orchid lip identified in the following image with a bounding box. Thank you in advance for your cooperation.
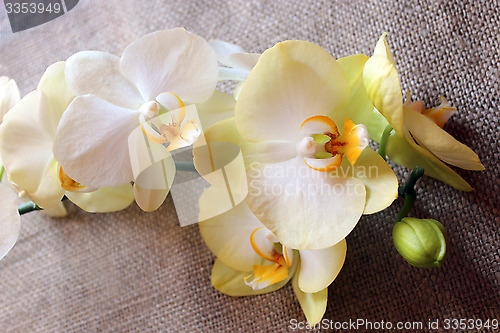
[298,115,369,172]
[244,227,290,290]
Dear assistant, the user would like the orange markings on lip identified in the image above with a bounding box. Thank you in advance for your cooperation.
[59,166,86,192]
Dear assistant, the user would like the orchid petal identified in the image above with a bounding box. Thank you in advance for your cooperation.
[195,118,296,167]
[199,187,266,272]
[292,271,327,326]
[236,40,349,142]
[373,33,396,67]
[330,54,374,127]
[209,40,246,66]
[37,62,75,137]
[336,148,398,214]
[0,76,20,121]
[386,130,473,191]
[120,28,218,103]
[132,156,175,212]
[404,107,484,170]
[41,201,68,217]
[0,184,21,260]
[53,95,140,187]
[67,183,134,213]
[211,255,298,296]
[0,91,54,195]
[226,52,260,72]
[297,239,346,293]
[65,51,143,109]
[217,67,252,81]
[366,108,390,143]
[27,158,65,208]
[133,185,169,212]
[195,91,235,129]
[363,54,404,135]
[246,157,366,250]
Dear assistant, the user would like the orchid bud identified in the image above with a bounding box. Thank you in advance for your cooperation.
[393,217,448,268]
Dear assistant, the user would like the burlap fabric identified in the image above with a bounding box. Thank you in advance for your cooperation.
[0,1,498,332]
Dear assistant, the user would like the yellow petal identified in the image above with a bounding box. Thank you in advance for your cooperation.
[373,33,396,67]
[330,54,374,127]
[298,239,346,293]
[363,56,404,135]
[292,271,328,326]
[194,118,296,168]
[199,194,267,272]
[336,148,398,214]
[67,183,135,213]
[404,107,484,170]
[386,130,473,191]
[236,40,349,142]
[246,157,366,250]
[211,256,298,296]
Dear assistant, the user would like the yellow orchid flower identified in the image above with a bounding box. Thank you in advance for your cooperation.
[195,40,398,250]
[199,186,346,325]
[363,34,484,191]
[0,62,135,216]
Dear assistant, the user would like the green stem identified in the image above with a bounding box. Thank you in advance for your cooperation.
[395,167,425,222]
[0,164,4,182]
[378,125,393,161]
[18,201,42,215]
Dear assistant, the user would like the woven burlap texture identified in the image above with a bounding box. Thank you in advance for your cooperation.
[0,0,498,332]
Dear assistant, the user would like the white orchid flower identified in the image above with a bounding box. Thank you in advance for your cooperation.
[0,76,20,123]
[52,28,219,211]
[0,76,20,179]
[197,40,398,250]
[363,34,484,191]
[0,62,135,216]
[199,186,345,325]
[209,40,260,82]
[0,184,21,261]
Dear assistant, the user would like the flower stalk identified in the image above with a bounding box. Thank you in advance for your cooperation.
[17,201,42,215]
[378,124,393,161]
[395,166,424,222]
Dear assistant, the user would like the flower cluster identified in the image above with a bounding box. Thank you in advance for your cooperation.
[0,28,483,324]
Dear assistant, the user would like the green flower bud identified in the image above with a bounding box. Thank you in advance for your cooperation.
[393,217,448,268]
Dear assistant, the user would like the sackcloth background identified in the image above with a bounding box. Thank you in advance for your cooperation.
[0,0,499,332]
